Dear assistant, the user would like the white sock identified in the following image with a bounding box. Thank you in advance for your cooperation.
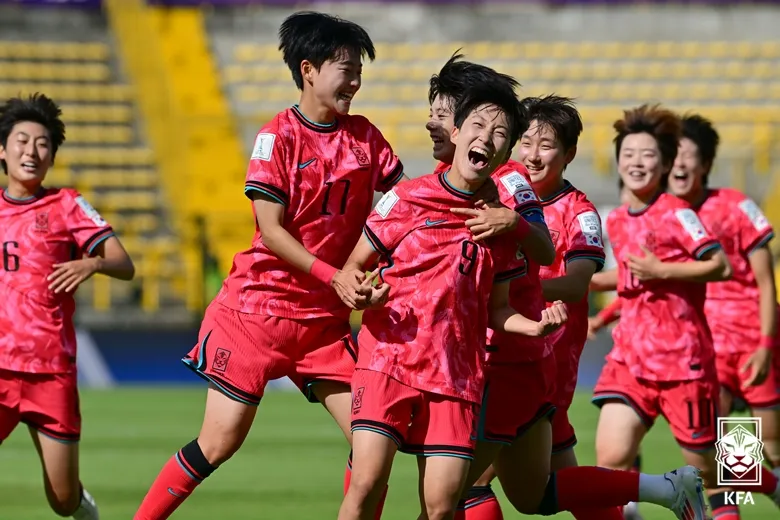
[637,474,673,508]
[72,488,99,520]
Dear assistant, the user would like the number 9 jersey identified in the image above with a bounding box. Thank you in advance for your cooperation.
[0,188,114,374]
[606,192,721,381]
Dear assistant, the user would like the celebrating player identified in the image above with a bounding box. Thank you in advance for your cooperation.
[338,82,566,520]
[0,94,135,520]
[133,12,406,520]
[424,58,709,520]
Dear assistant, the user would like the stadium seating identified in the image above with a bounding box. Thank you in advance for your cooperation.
[222,41,780,177]
[0,40,197,316]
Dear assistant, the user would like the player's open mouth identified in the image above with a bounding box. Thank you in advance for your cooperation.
[21,161,38,173]
[672,171,689,181]
[526,164,545,173]
[628,170,647,180]
[338,92,354,102]
[468,146,490,169]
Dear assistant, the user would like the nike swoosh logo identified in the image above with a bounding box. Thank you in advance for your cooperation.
[425,218,447,227]
[167,487,182,498]
[298,158,316,169]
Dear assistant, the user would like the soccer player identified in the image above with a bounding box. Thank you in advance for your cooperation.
[0,93,135,520]
[133,12,406,520]
[425,59,709,520]
[338,83,565,520]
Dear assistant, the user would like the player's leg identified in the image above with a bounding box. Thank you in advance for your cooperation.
[134,305,284,520]
[406,392,478,520]
[0,368,23,446]
[19,370,96,519]
[340,369,410,520]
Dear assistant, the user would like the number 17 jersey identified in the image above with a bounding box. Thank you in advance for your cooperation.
[607,193,720,382]
[217,106,404,321]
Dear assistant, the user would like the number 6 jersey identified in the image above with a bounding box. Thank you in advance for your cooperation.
[219,105,404,321]
[0,188,114,374]
[358,172,527,404]
[606,192,721,382]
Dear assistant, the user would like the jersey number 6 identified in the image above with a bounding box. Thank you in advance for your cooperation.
[2,241,19,272]
[459,240,479,276]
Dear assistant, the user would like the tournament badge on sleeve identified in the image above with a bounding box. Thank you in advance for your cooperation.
[715,417,763,506]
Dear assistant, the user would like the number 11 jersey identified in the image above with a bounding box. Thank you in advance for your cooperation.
[606,192,721,382]
[218,105,404,321]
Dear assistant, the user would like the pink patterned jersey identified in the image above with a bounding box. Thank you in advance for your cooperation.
[538,182,606,379]
[435,160,551,363]
[695,188,775,354]
[217,106,403,320]
[0,188,114,374]
[607,193,720,381]
[358,172,527,404]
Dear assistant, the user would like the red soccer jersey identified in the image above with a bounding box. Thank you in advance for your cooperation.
[217,106,404,320]
[435,160,551,362]
[0,188,114,374]
[694,188,776,354]
[607,193,721,381]
[358,172,526,404]
[538,181,606,361]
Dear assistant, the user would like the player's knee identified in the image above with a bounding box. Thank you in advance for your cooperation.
[197,433,243,466]
[346,470,386,504]
[421,497,457,520]
[45,485,81,517]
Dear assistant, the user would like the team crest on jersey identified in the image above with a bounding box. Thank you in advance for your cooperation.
[644,232,657,251]
[352,386,365,414]
[34,212,49,233]
[549,230,560,245]
[351,146,370,168]
[515,244,526,261]
[212,348,231,373]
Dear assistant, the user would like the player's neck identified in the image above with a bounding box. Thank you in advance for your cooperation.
[679,186,707,208]
[445,168,480,194]
[535,176,566,200]
[296,95,337,126]
[627,187,662,212]
[5,180,42,200]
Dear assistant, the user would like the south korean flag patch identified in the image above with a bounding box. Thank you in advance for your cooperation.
[675,208,707,241]
[738,199,770,232]
[577,211,603,248]
[499,171,538,205]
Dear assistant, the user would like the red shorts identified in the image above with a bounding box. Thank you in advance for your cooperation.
[0,369,80,443]
[478,355,556,446]
[350,368,477,459]
[183,302,357,405]
[717,350,780,409]
[593,359,719,451]
[551,343,586,453]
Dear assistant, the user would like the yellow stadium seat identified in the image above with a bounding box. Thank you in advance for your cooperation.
[76,168,157,189]
[60,105,133,124]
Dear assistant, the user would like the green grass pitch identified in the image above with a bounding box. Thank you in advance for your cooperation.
[0,388,775,519]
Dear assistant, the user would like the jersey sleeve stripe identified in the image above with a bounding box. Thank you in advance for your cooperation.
[363,225,390,256]
[693,240,722,259]
[494,265,527,282]
[565,252,606,269]
[380,162,405,189]
[244,181,289,206]
[746,229,775,256]
[83,228,115,254]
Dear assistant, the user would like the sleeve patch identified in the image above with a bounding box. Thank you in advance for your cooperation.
[74,196,107,227]
[251,133,276,162]
[675,208,707,241]
[375,189,399,218]
[577,211,604,248]
[738,199,770,232]
[500,171,536,199]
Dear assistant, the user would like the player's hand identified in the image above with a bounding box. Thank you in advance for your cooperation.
[332,268,370,310]
[587,316,604,340]
[628,245,666,281]
[48,258,100,294]
[357,269,391,309]
[741,346,772,387]
[450,203,519,241]
[537,300,568,336]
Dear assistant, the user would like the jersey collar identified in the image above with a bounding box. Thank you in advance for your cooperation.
[438,170,474,201]
[1,187,46,205]
[627,189,663,217]
[291,105,339,133]
[540,180,574,206]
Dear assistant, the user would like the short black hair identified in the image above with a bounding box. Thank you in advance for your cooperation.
[680,113,720,178]
[520,95,582,151]
[453,84,525,153]
[0,93,65,174]
[279,11,375,90]
[428,52,520,111]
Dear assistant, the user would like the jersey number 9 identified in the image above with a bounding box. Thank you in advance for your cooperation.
[459,240,478,276]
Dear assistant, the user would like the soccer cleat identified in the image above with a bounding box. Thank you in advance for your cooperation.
[623,501,643,520]
[72,487,99,520]
[665,466,707,520]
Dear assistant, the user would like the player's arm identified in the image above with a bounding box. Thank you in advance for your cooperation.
[252,194,368,308]
[590,268,618,292]
[542,260,600,302]
[488,281,567,336]
[48,236,135,294]
[588,297,622,339]
[745,245,777,385]
[629,245,731,282]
